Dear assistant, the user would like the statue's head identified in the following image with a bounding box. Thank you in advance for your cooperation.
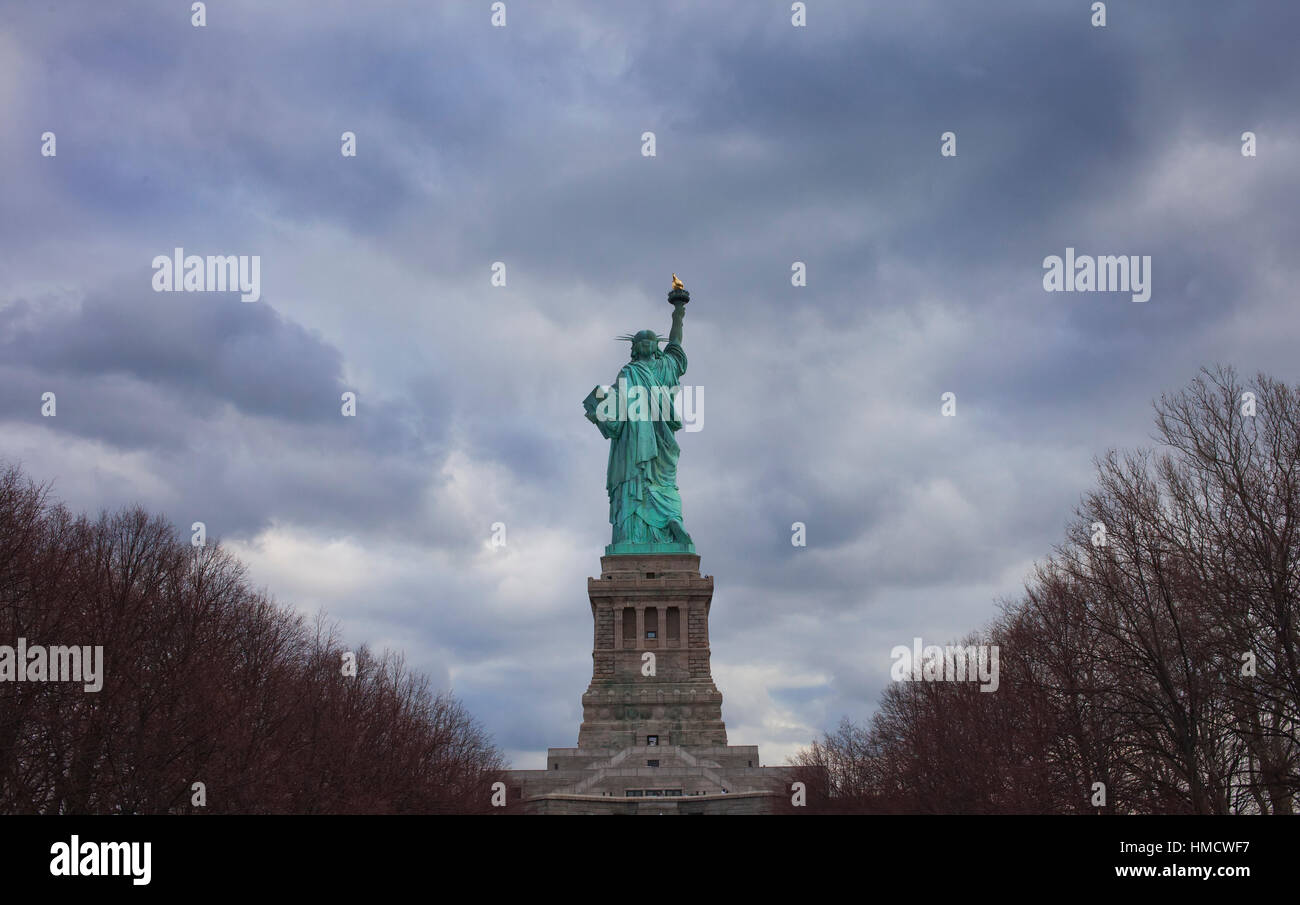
[629,329,661,361]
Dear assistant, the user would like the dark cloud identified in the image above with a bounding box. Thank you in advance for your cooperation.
[1,285,345,422]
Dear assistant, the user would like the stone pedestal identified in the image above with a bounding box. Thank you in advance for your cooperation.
[506,553,791,813]
[578,553,726,749]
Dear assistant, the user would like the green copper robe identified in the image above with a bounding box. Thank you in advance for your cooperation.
[585,341,693,552]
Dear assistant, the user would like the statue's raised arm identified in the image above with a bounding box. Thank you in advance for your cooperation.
[667,272,688,348]
[669,298,685,347]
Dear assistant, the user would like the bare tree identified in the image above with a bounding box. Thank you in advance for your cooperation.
[790,367,1299,814]
[0,463,505,814]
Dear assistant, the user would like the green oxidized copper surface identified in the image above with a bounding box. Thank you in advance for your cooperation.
[584,281,695,555]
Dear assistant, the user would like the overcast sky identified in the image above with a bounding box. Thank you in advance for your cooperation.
[2,1,1297,767]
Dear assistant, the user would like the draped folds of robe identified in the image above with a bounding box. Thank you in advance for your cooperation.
[585,341,692,546]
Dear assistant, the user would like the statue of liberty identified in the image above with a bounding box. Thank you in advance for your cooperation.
[583,276,694,554]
